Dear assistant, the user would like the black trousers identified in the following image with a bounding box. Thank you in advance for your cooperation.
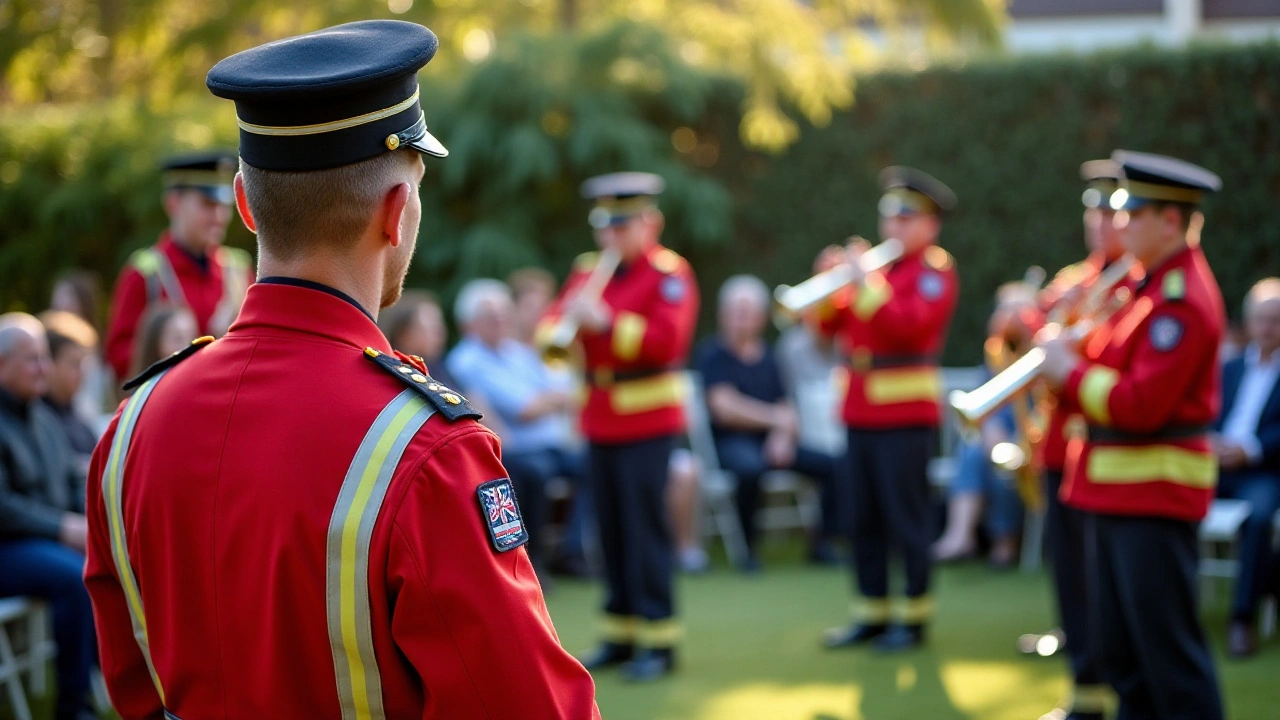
[846,427,936,617]
[590,434,677,645]
[1088,513,1223,720]
[1043,470,1103,710]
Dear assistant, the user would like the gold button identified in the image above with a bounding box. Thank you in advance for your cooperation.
[410,373,428,383]
[443,393,462,405]
[428,383,443,391]
[386,134,400,150]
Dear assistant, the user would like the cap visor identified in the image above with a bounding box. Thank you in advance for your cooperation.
[194,186,235,205]
[407,129,448,158]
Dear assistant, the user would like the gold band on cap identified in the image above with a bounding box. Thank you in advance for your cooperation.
[1122,179,1204,205]
[236,89,421,137]
[163,170,233,187]
[596,195,656,214]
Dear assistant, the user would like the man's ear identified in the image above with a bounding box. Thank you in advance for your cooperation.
[162,189,181,220]
[381,182,412,248]
[233,174,257,234]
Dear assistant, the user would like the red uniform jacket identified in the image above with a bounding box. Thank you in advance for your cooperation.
[84,282,599,720]
[535,245,699,444]
[105,233,254,381]
[1036,252,1138,472]
[815,244,959,429]
[1060,245,1224,521]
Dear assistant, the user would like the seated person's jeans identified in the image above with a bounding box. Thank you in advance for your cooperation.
[714,434,842,554]
[950,440,1023,540]
[502,446,587,568]
[1217,469,1280,622]
[0,538,96,719]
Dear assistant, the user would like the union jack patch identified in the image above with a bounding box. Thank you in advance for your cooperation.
[476,478,528,553]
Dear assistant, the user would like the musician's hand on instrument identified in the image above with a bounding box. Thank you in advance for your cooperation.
[814,245,846,274]
[1037,333,1079,385]
[568,295,613,333]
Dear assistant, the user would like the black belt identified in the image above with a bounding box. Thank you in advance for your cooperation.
[1086,423,1211,444]
[588,367,671,387]
[848,351,938,371]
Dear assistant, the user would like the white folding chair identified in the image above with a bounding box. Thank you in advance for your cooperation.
[683,372,750,567]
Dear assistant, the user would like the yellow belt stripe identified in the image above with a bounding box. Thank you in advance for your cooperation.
[1087,444,1217,489]
[609,372,688,414]
[864,367,941,405]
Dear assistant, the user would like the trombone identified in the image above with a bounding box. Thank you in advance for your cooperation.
[540,247,622,364]
[773,237,904,327]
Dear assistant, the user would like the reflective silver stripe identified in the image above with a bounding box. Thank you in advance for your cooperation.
[152,252,189,310]
[101,372,168,703]
[327,389,436,720]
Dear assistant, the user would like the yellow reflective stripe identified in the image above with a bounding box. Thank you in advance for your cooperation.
[853,273,893,321]
[609,372,688,414]
[612,311,646,361]
[327,390,436,720]
[864,367,941,405]
[898,596,934,623]
[852,598,890,623]
[1087,445,1217,489]
[238,90,421,137]
[638,619,683,647]
[1079,365,1119,425]
[1070,683,1112,712]
[601,614,640,642]
[102,373,168,704]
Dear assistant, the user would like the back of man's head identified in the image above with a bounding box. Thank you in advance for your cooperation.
[240,150,420,262]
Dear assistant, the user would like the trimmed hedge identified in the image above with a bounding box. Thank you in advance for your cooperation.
[2,37,1278,364]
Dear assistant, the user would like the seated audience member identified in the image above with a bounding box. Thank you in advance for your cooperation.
[696,275,841,572]
[38,311,102,472]
[48,270,110,419]
[508,267,559,347]
[379,289,462,393]
[1213,277,1280,658]
[447,279,581,576]
[128,303,199,380]
[0,313,97,720]
[934,284,1036,568]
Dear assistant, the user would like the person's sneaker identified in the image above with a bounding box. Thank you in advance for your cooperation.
[677,547,710,574]
[822,623,887,649]
[1228,620,1257,658]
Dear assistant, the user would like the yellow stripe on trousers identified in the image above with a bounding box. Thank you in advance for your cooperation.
[326,390,436,720]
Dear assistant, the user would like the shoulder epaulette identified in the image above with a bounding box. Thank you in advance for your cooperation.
[128,247,163,276]
[923,246,953,272]
[651,248,684,274]
[1162,269,1186,301]
[121,336,214,392]
[363,348,482,422]
[573,251,600,272]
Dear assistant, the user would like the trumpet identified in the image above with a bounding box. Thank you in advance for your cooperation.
[949,285,1132,432]
[773,237,904,326]
[540,247,622,364]
[1046,254,1136,325]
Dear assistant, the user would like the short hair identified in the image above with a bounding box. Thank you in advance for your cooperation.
[1244,277,1280,317]
[38,310,98,360]
[239,150,419,261]
[0,312,45,359]
[378,290,441,348]
[454,279,512,326]
[718,274,770,311]
[507,267,556,301]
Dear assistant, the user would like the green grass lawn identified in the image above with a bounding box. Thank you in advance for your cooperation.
[544,556,1280,720]
[6,555,1277,720]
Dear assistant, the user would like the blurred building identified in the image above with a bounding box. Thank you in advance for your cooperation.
[1006,0,1280,51]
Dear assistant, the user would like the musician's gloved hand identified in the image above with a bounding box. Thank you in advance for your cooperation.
[567,294,613,333]
[1036,329,1080,386]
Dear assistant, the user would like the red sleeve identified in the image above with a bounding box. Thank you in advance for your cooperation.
[862,265,958,347]
[1065,303,1211,432]
[603,264,699,366]
[387,426,599,720]
[105,267,148,382]
[83,411,166,720]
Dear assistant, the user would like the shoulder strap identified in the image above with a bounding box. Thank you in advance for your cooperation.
[363,348,482,422]
[122,336,214,392]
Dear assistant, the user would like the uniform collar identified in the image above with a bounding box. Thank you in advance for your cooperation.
[1136,243,1193,295]
[257,276,374,321]
[159,231,212,274]
[227,281,391,353]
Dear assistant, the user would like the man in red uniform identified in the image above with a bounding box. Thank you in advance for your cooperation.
[1029,159,1133,720]
[535,172,699,681]
[104,152,254,381]
[1040,150,1224,720]
[815,167,959,652]
[83,20,599,720]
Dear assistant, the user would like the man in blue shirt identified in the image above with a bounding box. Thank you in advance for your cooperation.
[447,279,584,577]
[696,275,842,572]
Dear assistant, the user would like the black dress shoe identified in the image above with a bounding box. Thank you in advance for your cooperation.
[579,642,635,670]
[874,624,925,652]
[822,623,887,649]
[622,648,675,682]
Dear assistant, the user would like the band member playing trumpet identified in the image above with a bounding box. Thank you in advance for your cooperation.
[1039,151,1225,720]
[535,172,699,682]
[816,167,959,652]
